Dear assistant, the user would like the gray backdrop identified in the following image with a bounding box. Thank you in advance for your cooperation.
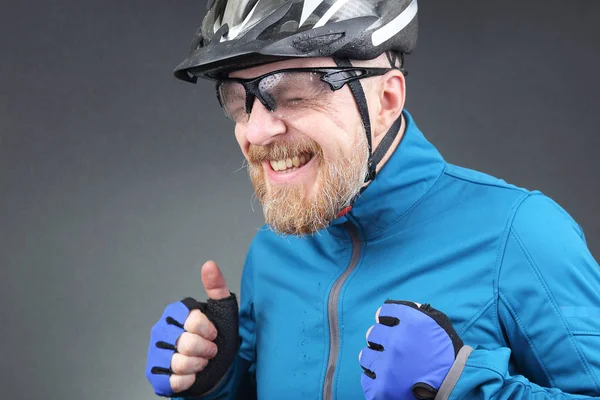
[1,1,599,399]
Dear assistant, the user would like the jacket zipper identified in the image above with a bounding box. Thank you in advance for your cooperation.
[322,221,363,400]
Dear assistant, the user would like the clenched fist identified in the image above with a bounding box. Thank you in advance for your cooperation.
[146,261,239,398]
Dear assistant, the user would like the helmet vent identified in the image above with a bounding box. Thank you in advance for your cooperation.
[291,33,345,52]
[280,20,299,33]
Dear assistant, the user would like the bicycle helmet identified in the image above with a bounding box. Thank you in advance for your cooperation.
[174,0,419,184]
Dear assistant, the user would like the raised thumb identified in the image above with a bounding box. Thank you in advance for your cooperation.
[201,260,230,300]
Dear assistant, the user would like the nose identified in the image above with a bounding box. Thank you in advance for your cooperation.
[243,97,286,146]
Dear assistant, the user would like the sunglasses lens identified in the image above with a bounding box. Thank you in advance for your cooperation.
[218,80,249,123]
[259,72,331,117]
[218,71,334,123]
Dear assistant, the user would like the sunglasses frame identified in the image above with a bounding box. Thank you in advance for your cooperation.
[215,66,401,121]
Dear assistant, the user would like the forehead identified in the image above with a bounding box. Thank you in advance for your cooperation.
[229,57,337,79]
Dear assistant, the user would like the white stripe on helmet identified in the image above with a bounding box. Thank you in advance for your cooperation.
[371,0,418,47]
[219,0,261,41]
[313,0,351,28]
[300,0,326,27]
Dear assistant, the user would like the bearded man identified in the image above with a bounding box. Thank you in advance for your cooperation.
[146,1,600,399]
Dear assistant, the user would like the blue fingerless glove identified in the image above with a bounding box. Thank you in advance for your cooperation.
[360,300,472,400]
[145,295,239,398]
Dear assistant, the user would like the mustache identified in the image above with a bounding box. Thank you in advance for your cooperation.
[247,138,322,163]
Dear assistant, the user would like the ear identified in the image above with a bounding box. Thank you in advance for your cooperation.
[373,71,406,140]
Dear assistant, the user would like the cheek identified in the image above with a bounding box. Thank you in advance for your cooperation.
[324,109,363,153]
[295,116,359,160]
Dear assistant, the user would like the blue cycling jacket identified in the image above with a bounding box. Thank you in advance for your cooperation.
[181,110,600,399]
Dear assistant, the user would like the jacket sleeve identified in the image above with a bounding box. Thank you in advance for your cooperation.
[447,193,600,399]
[177,247,257,400]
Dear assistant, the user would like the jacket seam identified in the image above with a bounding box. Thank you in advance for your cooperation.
[498,291,556,387]
[463,361,505,377]
[492,191,532,345]
[509,227,600,392]
[443,167,533,193]
[572,330,600,336]
[457,297,495,337]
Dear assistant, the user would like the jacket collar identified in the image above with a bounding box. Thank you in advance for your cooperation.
[327,110,446,241]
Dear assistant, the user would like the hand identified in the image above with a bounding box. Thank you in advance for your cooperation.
[146,261,239,398]
[359,300,471,400]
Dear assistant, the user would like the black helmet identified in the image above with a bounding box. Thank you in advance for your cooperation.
[174,0,418,82]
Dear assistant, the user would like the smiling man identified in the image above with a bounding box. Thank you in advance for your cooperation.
[145,1,600,399]
[233,56,394,236]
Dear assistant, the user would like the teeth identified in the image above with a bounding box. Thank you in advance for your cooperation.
[269,154,312,172]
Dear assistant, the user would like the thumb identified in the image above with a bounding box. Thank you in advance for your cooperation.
[201,260,230,300]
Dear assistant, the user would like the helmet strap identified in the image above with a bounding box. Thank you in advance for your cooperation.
[386,51,398,68]
[333,57,402,184]
[333,57,376,182]
[368,115,402,179]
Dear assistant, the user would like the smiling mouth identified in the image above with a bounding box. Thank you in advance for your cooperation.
[268,152,315,173]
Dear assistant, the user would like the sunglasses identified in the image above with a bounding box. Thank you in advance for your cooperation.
[216,67,398,123]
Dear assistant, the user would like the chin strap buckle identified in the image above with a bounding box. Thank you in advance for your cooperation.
[365,164,377,183]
